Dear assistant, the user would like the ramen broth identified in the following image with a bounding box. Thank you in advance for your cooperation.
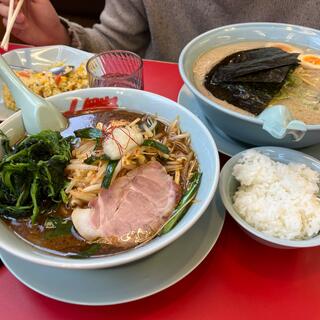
[3,109,197,257]
[193,41,320,124]
[4,110,141,257]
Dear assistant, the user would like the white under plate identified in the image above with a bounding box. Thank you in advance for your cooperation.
[178,85,320,159]
[0,45,93,121]
[0,192,225,306]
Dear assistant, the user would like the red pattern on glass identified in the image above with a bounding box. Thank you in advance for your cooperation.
[86,50,144,89]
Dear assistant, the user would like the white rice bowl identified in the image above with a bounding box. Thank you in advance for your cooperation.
[232,150,320,240]
[219,146,320,248]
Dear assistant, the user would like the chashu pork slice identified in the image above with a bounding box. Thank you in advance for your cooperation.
[72,161,181,248]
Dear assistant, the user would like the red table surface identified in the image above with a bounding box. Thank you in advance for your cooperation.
[1,45,320,320]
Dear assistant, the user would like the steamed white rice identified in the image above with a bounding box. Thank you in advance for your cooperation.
[232,150,320,240]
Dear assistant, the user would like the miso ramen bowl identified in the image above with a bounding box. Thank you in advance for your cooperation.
[179,22,320,148]
[0,87,219,269]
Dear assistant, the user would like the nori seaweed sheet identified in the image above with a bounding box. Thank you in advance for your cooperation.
[204,47,300,115]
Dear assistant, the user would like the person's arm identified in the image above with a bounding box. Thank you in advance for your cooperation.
[0,0,150,56]
[63,0,150,56]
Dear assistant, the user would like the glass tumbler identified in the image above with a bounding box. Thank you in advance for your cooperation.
[86,50,144,89]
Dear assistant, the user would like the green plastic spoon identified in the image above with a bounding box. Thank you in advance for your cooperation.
[0,54,67,134]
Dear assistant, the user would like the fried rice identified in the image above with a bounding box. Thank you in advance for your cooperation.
[3,63,88,111]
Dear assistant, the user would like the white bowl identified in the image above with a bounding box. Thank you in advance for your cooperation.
[219,146,320,248]
[0,87,220,268]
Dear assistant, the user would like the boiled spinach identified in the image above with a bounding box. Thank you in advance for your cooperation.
[0,130,71,222]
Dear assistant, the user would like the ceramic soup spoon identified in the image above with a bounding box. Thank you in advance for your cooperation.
[257,104,307,142]
[0,54,67,134]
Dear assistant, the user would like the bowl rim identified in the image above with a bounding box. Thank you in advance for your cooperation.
[219,146,320,248]
[178,22,320,130]
[0,87,220,269]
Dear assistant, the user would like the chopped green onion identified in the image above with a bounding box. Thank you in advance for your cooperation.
[74,128,103,139]
[84,154,110,164]
[161,172,202,234]
[71,244,102,259]
[102,160,118,189]
[142,139,169,154]
[44,216,73,239]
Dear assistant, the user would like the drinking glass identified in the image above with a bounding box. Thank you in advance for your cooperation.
[86,50,144,89]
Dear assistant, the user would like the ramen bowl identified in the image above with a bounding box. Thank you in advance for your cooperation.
[179,22,320,148]
[0,87,219,269]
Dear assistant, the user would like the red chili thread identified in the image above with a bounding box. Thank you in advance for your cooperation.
[101,124,140,157]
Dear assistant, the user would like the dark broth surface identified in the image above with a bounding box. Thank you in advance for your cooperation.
[5,206,111,258]
[4,109,165,258]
